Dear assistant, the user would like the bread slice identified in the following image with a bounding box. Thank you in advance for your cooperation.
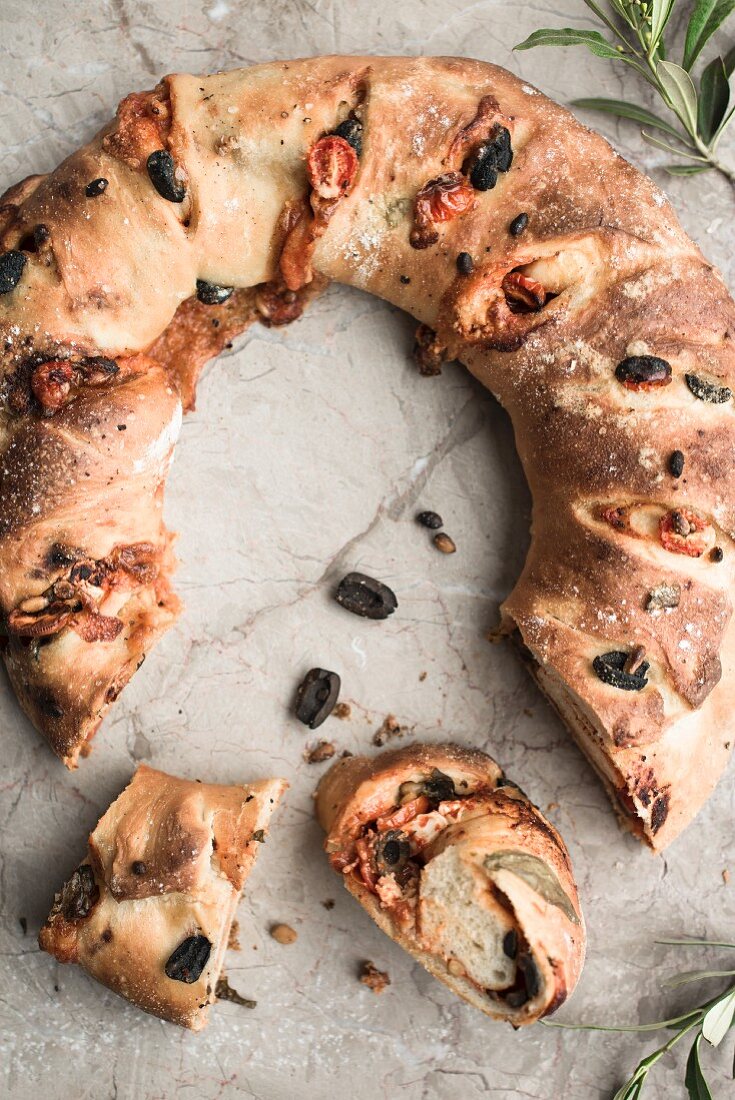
[316,742,585,1025]
[39,764,287,1029]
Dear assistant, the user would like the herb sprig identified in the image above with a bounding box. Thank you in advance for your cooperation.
[544,938,735,1098]
[515,1,735,187]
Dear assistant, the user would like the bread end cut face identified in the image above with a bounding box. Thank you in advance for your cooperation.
[318,741,585,1025]
[38,764,287,1029]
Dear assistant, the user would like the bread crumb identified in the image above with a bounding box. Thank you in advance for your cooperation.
[723,869,730,885]
[419,671,427,682]
[304,740,336,764]
[547,802,559,812]
[215,976,256,1008]
[270,923,298,945]
[360,960,390,993]
[333,702,351,719]
[322,898,335,910]
[228,920,241,951]
[373,714,411,746]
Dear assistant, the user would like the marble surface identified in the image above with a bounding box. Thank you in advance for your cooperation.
[1,2,735,1097]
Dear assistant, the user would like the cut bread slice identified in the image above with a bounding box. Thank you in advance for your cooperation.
[316,742,585,1025]
[39,764,287,1029]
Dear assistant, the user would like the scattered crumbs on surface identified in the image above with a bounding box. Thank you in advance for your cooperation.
[304,740,336,764]
[723,869,730,885]
[372,714,412,747]
[523,708,533,717]
[360,960,390,994]
[251,829,266,843]
[322,899,335,911]
[419,671,427,682]
[215,976,256,1008]
[270,923,298,945]
[228,920,241,951]
[333,702,351,720]
[547,802,559,812]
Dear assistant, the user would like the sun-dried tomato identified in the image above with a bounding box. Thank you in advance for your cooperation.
[502,272,546,313]
[31,360,74,413]
[659,508,709,557]
[376,795,431,833]
[410,172,475,249]
[307,135,359,202]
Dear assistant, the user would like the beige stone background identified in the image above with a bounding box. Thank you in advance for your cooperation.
[1,1,734,1097]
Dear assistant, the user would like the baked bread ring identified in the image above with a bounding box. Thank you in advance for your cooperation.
[1,56,733,848]
[316,742,585,1024]
[38,764,287,1029]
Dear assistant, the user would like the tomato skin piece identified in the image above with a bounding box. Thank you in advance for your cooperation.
[307,135,359,201]
[659,508,709,557]
[502,272,546,312]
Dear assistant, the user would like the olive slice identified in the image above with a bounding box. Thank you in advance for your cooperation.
[146,150,186,203]
[374,829,410,876]
[333,117,363,156]
[615,355,671,388]
[196,279,234,305]
[685,372,732,404]
[164,934,211,983]
[592,649,649,691]
[0,250,27,294]
[335,572,398,620]
[294,667,341,729]
[421,768,455,805]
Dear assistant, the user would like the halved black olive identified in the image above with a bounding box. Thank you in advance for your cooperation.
[59,864,99,921]
[468,150,498,192]
[509,212,528,236]
[164,934,211,983]
[502,929,518,959]
[615,354,671,388]
[196,279,234,305]
[85,178,108,198]
[335,572,398,620]
[374,829,410,876]
[421,768,455,805]
[417,510,443,529]
[592,650,649,691]
[0,250,27,294]
[146,150,186,203]
[295,667,341,729]
[333,117,363,156]
[685,372,732,404]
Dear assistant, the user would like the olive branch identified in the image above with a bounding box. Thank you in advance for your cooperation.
[544,938,735,1098]
[515,0,735,187]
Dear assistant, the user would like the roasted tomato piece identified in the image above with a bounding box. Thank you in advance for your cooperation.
[659,508,710,557]
[307,135,359,201]
[410,172,475,249]
[31,360,75,413]
[502,272,546,313]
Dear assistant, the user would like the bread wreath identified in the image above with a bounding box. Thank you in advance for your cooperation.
[0,56,733,849]
[316,742,585,1024]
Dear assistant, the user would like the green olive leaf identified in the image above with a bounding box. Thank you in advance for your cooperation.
[570,96,683,137]
[514,28,623,60]
[698,55,730,142]
[650,0,677,53]
[701,988,735,1046]
[684,1033,713,1100]
[664,163,713,174]
[657,61,699,134]
[683,0,735,71]
[484,851,579,924]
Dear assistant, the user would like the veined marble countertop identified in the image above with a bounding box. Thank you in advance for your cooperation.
[1,2,734,1097]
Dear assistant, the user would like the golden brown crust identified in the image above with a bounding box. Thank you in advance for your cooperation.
[0,55,732,846]
[316,742,584,1024]
[38,764,287,1029]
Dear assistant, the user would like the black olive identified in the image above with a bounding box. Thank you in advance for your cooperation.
[374,829,410,876]
[509,212,528,236]
[0,250,27,294]
[503,929,518,959]
[518,952,541,998]
[456,251,474,275]
[593,650,649,691]
[668,450,684,478]
[131,860,147,875]
[335,572,398,620]
[685,373,732,404]
[196,279,234,305]
[416,510,443,529]
[711,546,724,562]
[33,224,51,247]
[492,127,513,172]
[333,117,363,156]
[85,178,108,198]
[468,150,498,192]
[615,355,671,388]
[164,934,211,983]
[59,864,99,921]
[146,150,186,203]
[504,988,529,1008]
[294,667,341,729]
[421,768,455,804]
